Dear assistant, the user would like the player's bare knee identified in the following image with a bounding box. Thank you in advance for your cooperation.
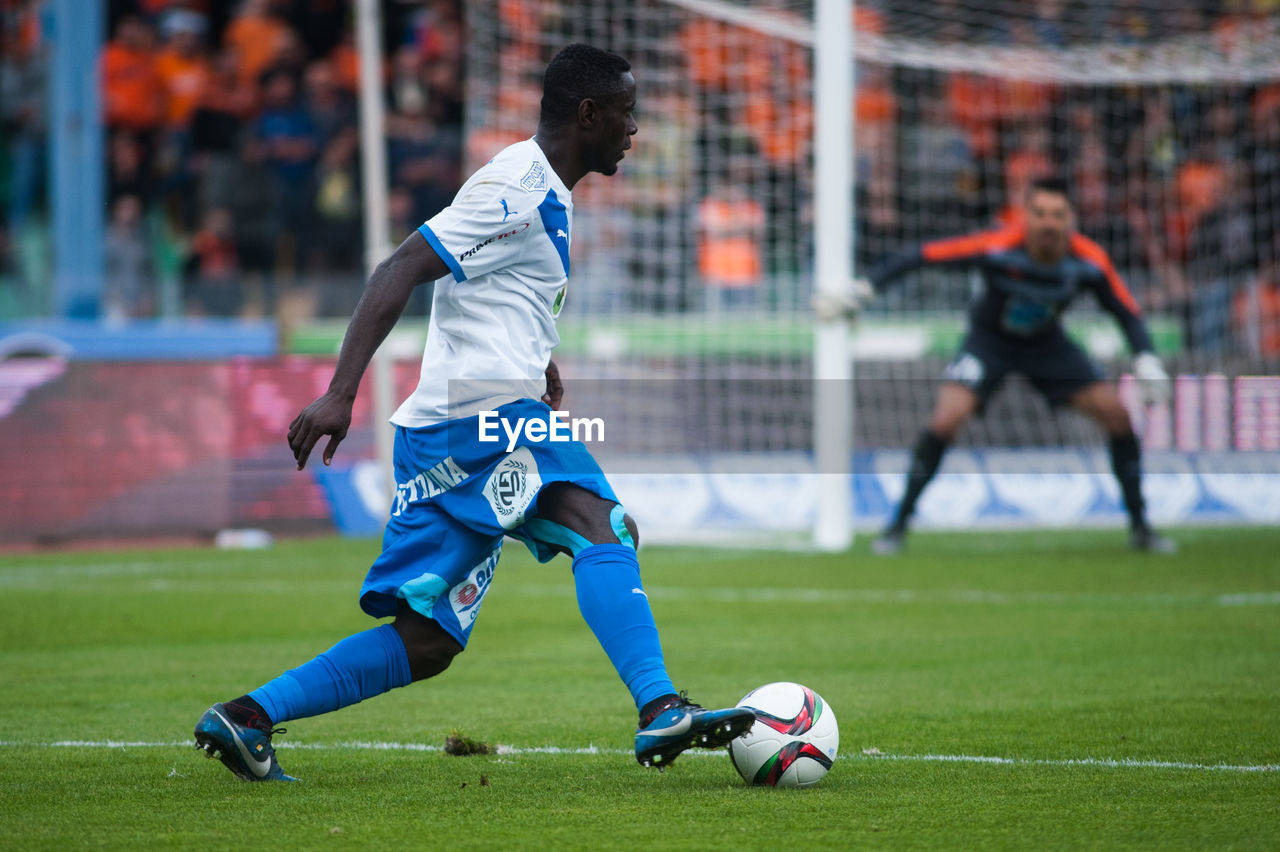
[623,513,639,548]
[1082,394,1133,436]
[929,415,965,442]
[929,395,975,440]
[401,631,462,681]
[1103,407,1134,437]
[393,605,463,682]
[407,639,460,681]
[537,483,618,545]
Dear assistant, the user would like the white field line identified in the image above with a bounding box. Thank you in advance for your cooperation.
[2,559,1277,608]
[857,751,1279,773]
[0,560,229,586]
[2,559,1278,607]
[503,583,1280,608]
[1,740,1274,773]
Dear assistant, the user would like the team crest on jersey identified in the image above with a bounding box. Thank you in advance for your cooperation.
[519,162,548,192]
[485,446,542,529]
[448,549,499,629]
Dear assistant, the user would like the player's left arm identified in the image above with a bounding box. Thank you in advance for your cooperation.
[1080,240,1154,353]
[1078,237,1170,402]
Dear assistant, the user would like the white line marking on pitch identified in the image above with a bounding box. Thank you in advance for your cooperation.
[0,560,229,586]
[1216,592,1280,606]
[858,751,1278,773]
[2,564,1276,608]
[1,740,1273,773]
[502,583,1280,608]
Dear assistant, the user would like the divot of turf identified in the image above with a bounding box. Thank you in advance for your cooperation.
[444,730,494,756]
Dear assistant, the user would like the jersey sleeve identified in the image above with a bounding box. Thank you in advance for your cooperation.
[1073,235,1155,354]
[867,246,928,292]
[417,175,534,283]
[869,228,1020,292]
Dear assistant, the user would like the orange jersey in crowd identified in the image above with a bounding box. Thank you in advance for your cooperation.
[155,48,211,128]
[697,196,765,288]
[223,12,289,86]
[102,42,163,130]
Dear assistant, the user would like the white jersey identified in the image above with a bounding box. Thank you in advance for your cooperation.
[392,138,573,427]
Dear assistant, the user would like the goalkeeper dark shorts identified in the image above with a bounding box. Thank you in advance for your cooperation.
[942,326,1105,408]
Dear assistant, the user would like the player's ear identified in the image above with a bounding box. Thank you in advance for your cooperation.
[577,97,598,129]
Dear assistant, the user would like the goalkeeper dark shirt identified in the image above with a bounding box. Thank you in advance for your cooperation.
[869,224,1155,354]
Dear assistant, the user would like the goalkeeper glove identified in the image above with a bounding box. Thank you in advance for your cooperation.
[812,277,875,321]
[1133,351,1171,405]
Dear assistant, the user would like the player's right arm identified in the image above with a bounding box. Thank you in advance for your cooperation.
[288,232,449,470]
[814,227,1014,320]
[867,227,1019,293]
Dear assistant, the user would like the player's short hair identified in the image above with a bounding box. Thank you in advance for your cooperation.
[540,44,632,128]
[1028,176,1072,203]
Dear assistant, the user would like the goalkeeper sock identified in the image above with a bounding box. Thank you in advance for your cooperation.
[573,543,676,712]
[1109,432,1147,530]
[248,624,412,725]
[892,429,950,529]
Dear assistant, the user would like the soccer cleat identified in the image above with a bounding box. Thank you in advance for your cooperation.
[1130,527,1178,555]
[634,692,756,769]
[193,703,296,782]
[871,526,906,556]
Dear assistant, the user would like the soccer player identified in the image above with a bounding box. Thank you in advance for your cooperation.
[193,45,754,781]
[819,177,1176,555]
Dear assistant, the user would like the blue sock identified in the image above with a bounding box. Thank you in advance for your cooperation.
[573,543,676,712]
[249,623,412,725]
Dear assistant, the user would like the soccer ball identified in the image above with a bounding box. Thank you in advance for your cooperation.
[728,682,838,788]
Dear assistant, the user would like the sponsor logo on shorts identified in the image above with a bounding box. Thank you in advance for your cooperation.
[945,352,985,386]
[392,455,470,517]
[449,550,499,628]
[485,446,542,529]
[492,463,526,507]
[455,583,479,606]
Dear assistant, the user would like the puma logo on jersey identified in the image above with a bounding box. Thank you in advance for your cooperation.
[555,229,567,240]
[500,199,516,222]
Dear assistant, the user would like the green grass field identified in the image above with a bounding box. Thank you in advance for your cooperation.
[1,527,1277,850]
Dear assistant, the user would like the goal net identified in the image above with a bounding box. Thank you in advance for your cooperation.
[462,0,1280,539]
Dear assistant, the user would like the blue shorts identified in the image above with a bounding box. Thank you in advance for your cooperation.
[359,399,619,647]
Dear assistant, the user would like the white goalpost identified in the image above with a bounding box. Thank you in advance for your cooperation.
[811,0,856,551]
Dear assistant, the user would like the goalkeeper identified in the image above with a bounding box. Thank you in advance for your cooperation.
[818,177,1176,554]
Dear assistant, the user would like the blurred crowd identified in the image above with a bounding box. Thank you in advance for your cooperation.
[2,0,1279,357]
[1,0,463,321]
[466,0,1280,354]
[690,0,1280,354]
[861,0,1280,356]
